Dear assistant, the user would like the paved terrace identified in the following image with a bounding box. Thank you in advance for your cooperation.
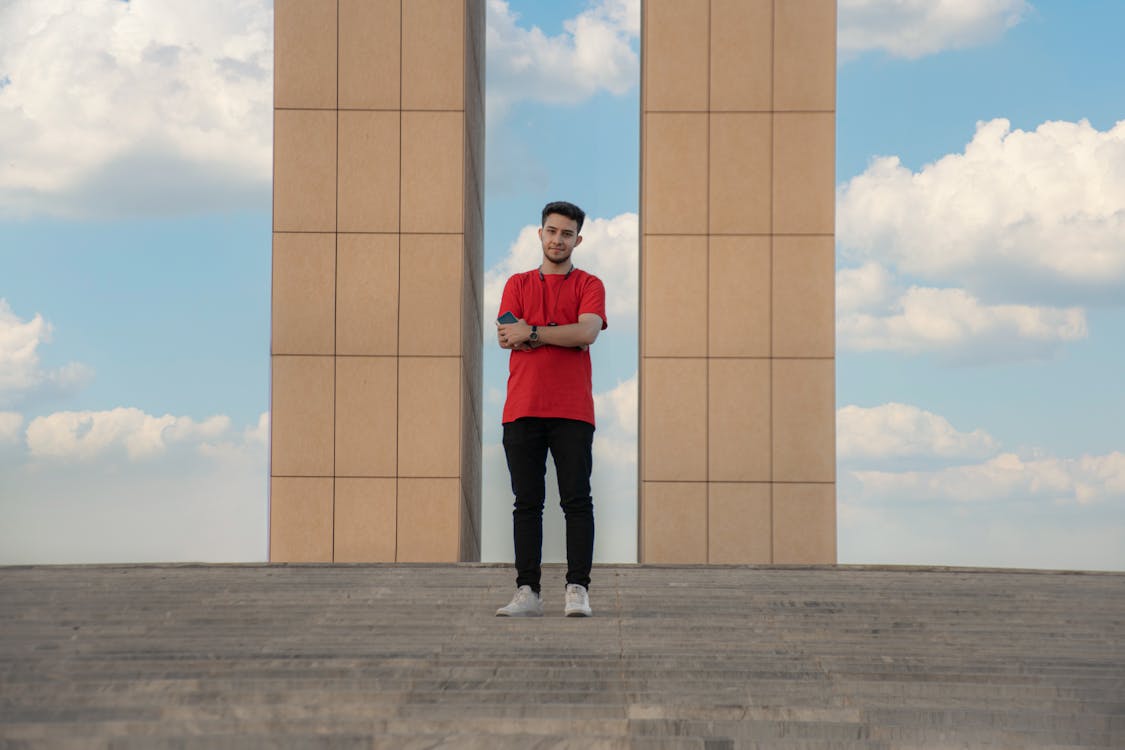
[1,563,1123,749]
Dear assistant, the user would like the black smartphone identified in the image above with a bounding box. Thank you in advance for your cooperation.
[497,311,518,324]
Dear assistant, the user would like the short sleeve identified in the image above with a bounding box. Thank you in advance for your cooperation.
[578,275,608,330]
[498,275,524,320]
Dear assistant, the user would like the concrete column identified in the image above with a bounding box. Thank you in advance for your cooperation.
[640,0,837,563]
[269,0,484,562]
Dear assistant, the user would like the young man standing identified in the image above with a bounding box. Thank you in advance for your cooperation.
[495,201,607,618]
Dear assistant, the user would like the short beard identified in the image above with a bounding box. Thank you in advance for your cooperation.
[543,247,572,266]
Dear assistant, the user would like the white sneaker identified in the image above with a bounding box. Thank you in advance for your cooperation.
[496,585,543,617]
[564,584,592,617]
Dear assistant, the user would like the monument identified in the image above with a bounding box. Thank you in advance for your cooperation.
[269,0,837,565]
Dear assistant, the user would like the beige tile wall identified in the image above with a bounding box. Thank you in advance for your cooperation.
[640,0,837,564]
[270,0,484,562]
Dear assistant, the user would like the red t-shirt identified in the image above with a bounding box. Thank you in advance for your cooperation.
[498,268,608,426]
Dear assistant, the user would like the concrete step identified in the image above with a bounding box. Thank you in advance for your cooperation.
[1,563,1123,748]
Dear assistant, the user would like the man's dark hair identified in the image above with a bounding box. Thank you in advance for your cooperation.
[541,201,586,233]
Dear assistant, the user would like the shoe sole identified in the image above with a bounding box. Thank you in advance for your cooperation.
[496,610,543,617]
[564,610,592,617]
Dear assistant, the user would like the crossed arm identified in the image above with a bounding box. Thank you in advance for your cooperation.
[497,313,603,351]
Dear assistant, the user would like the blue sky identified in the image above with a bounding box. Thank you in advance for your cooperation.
[1,0,1123,570]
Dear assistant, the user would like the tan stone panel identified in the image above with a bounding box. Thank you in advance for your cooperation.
[271,355,334,477]
[774,0,837,112]
[642,358,706,481]
[397,478,462,561]
[339,0,400,109]
[643,235,707,357]
[400,235,463,356]
[709,236,770,357]
[708,483,771,563]
[643,0,709,111]
[772,359,835,482]
[335,357,397,477]
[773,112,835,234]
[271,233,335,355]
[709,359,770,482]
[269,477,333,562]
[643,113,708,235]
[710,0,772,111]
[398,357,460,477]
[337,111,400,233]
[273,109,336,232]
[274,0,336,109]
[773,236,835,358]
[402,0,465,110]
[710,113,771,234]
[642,482,707,563]
[334,478,397,562]
[337,234,399,356]
[401,111,465,234]
[773,482,837,564]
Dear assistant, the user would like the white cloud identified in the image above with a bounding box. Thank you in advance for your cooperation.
[0,0,272,217]
[593,373,637,466]
[0,299,93,406]
[197,411,269,463]
[837,398,1125,568]
[1,409,267,564]
[838,402,1125,569]
[835,262,898,315]
[26,407,234,461]
[483,212,638,326]
[486,0,639,120]
[838,0,1031,59]
[840,403,1125,508]
[838,119,1125,305]
[836,278,1087,363]
[0,410,23,444]
[838,402,998,462]
[837,496,1125,571]
[850,450,1125,508]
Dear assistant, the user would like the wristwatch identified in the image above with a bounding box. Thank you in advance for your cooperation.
[529,325,539,344]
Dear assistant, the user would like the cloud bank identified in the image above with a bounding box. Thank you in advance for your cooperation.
[839,403,1125,507]
[486,0,639,120]
[838,118,1125,362]
[838,402,1125,569]
[1,408,268,564]
[839,0,1031,59]
[0,0,273,217]
[26,408,235,462]
[836,268,1087,363]
[838,402,998,463]
[839,119,1125,304]
[0,299,93,407]
[851,451,1125,508]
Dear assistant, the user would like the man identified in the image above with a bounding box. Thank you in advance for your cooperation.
[495,200,607,618]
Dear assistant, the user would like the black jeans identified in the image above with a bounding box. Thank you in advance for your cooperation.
[502,417,595,593]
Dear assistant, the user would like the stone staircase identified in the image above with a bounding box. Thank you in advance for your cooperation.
[1,563,1123,748]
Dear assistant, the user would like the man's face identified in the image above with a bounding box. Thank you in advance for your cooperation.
[538,213,582,266]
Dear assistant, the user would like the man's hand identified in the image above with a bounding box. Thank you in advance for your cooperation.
[497,314,602,351]
[497,318,534,350]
